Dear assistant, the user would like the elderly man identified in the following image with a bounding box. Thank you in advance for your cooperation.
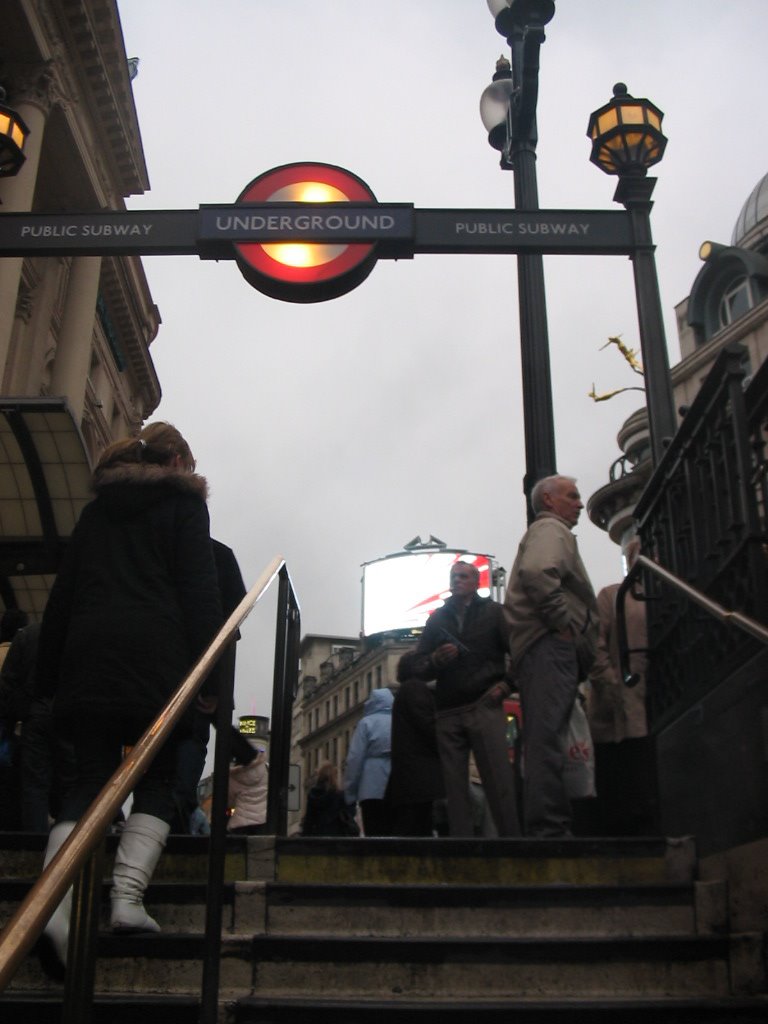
[414,562,519,837]
[504,475,597,838]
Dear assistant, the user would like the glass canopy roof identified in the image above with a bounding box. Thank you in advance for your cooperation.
[0,399,92,617]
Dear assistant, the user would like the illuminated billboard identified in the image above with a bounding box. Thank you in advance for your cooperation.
[361,549,494,637]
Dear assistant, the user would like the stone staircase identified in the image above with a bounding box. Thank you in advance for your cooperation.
[0,831,766,1022]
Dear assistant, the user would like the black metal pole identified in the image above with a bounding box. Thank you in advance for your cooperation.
[62,841,105,1024]
[267,567,300,837]
[504,18,557,520]
[616,176,677,463]
[199,643,236,1024]
[512,136,557,515]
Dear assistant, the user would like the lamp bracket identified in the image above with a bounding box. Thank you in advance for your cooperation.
[614,175,658,207]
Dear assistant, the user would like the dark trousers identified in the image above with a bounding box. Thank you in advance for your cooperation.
[435,686,520,837]
[392,801,434,837]
[360,798,393,837]
[57,720,181,826]
[171,711,210,833]
[21,712,75,832]
[518,634,579,837]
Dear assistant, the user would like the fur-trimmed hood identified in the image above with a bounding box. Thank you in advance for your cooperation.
[91,462,209,522]
[92,461,209,500]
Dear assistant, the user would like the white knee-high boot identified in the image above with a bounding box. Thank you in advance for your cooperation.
[110,813,170,933]
[40,821,77,976]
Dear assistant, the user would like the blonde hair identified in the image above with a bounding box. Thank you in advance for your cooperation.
[316,762,339,789]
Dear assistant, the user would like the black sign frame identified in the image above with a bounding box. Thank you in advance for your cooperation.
[0,204,634,259]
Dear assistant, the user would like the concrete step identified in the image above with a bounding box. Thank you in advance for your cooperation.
[233,994,768,1023]
[0,992,201,1023]
[264,881,700,938]
[6,933,252,997]
[8,929,751,1002]
[0,879,238,934]
[246,934,733,1001]
[275,837,694,886]
[0,830,255,883]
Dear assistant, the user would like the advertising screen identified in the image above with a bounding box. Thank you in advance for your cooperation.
[361,550,493,637]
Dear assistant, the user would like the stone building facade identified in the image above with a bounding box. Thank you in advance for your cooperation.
[0,1,160,615]
[288,633,413,834]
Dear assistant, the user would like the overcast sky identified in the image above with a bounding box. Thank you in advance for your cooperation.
[117,1,768,723]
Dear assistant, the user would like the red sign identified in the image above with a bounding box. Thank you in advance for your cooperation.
[234,162,379,302]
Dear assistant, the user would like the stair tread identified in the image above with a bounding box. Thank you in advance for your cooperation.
[239,994,768,1008]
[0,991,202,1023]
[268,880,693,899]
[249,937,729,958]
[232,994,768,1022]
[278,836,672,857]
[77,931,729,959]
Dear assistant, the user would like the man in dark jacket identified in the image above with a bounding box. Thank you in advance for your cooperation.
[414,563,519,837]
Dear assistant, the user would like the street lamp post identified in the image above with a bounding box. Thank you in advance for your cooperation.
[0,83,29,178]
[480,0,557,519]
[587,83,677,464]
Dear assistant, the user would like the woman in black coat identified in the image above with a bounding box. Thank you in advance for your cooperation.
[301,762,357,837]
[388,653,445,836]
[36,422,223,976]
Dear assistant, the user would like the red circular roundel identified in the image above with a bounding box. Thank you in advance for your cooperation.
[234,163,379,302]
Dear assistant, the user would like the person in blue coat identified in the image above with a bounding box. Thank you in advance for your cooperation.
[344,687,394,836]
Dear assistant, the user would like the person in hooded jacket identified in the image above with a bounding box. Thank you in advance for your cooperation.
[343,687,394,836]
[34,422,223,978]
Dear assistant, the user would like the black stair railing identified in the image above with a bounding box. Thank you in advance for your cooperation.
[199,562,300,1024]
[0,556,301,1024]
[624,343,768,730]
[617,553,768,685]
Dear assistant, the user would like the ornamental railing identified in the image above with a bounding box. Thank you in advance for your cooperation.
[632,343,768,730]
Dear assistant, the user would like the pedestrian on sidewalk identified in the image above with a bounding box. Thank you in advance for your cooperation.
[344,688,394,836]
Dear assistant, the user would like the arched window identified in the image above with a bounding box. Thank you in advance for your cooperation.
[687,247,768,346]
[717,276,754,329]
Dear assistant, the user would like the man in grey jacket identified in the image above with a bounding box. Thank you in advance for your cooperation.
[504,475,597,837]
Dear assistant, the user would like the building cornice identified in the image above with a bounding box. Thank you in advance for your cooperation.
[99,256,161,416]
[58,0,149,196]
[11,1,149,199]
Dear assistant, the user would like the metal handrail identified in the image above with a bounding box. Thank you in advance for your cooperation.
[0,555,286,993]
[616,553,768,687]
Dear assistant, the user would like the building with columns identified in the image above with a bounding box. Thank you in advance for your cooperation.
[0,1,160,615]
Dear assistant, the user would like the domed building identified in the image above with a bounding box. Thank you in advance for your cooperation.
[588,171,768,548]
